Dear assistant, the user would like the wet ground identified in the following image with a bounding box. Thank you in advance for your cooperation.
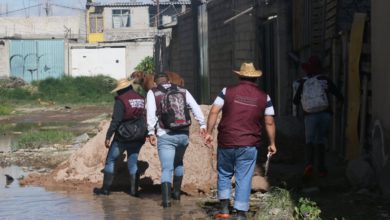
[0,105,210,220]
[0,166,208,220]
[1,105,390,220]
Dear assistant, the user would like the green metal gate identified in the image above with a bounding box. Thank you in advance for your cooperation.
[9,39,64,82]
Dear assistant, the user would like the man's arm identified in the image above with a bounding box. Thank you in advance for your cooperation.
[264,115,277,155]
[185,91,206,128]
[204,104,222,147]
[146,90,157,146]
[105,100,124,148]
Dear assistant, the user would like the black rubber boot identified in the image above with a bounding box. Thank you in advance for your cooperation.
[214,199,231,219]
[220,199,230,214]
[161,182,172,208]
[236,210,247,220]
[129,172,140,197]
[93,172,114,195]
[172,176,183,200]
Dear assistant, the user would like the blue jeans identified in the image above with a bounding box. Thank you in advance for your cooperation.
[304,112,331,145]
[217,146,258,211]
[304,112,331,170]
[104,141,144,175]
[157,132,189,183]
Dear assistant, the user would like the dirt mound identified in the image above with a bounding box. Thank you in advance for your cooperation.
[0,77,27,88]
[22,106,219,195]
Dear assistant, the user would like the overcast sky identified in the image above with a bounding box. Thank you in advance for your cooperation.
[0,0,159,16]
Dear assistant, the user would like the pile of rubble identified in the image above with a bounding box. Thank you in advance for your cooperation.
[0,77,27,89]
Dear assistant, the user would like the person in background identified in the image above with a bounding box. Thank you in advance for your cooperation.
[93,79,146,197]
[204,63,277,220]
[293,55,343,177]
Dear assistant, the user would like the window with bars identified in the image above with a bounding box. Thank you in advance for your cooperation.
[112,9,131,28]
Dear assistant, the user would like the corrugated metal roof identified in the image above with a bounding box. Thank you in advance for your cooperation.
[90,1,191,7]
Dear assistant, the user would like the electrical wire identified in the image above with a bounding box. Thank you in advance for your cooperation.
[0,3,42,16]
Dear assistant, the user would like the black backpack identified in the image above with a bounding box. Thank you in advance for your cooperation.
[117,117,147,141]
[157,84,191,130]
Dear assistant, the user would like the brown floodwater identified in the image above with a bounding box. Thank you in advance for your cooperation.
[0,166,209,220]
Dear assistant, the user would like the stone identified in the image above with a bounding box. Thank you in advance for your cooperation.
[251,175,269,192]
[73,133,90,144]
[346,158,375,189]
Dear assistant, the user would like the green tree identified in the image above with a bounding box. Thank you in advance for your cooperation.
[135,56,154,75]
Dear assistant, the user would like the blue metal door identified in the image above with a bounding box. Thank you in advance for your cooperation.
[9,40,64,82]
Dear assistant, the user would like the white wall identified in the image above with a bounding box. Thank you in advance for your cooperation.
[102,6,156,41]
[0,15,85,40]
[70,41,154,79]
[103,6,150,31]
[125,41,154,76]
[71,47,127,79]
[0,40,10,78]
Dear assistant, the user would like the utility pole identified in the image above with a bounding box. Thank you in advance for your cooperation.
[44,0,50,16]
[156,0,160,28]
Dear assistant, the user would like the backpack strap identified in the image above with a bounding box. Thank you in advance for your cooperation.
[156,84,178,93]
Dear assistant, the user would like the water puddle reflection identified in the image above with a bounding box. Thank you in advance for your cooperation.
[0,166,208,220]
[0,134,16,153]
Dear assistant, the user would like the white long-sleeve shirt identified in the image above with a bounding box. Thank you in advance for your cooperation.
[146,84,206,137]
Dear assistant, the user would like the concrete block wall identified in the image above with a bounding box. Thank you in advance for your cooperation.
[0,16,83,40]
[169,12,197,97]
[207,0,235,101]
[207,0,256,102]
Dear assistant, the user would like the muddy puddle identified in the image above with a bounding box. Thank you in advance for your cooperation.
[0,166,208,220]
[0,134,15,153]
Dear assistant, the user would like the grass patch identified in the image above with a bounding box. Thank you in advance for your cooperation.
[255,187,295,220]
[0,75,116,105]
[0,104,14,115]
[12,130,75,150]
[34,75,115,104]
[0,123,14,133]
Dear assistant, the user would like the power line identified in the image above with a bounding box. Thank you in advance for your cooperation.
[51,3,84,11]
[0,4,42,16]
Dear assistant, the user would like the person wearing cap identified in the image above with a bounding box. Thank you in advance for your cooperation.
[293,55,343,177]
[204,63,277,220]
[93,79,146,197]
[146,72,207,208]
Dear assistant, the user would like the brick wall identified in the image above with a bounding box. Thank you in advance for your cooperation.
[168,0,293,114]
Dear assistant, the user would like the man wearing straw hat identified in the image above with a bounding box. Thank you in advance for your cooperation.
[94,79,146,197]
[204,63,277,220]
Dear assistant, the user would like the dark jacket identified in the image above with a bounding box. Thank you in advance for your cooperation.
[106,87,145,141]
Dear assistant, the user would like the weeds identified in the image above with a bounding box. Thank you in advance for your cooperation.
[0,104,14,115]
[12,130,74,150]
[255,187,294,220]
[0,75,116,105]
[294,197,321,220]
[134,56,154,74]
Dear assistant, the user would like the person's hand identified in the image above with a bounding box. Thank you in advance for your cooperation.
[268,144,277,156]
[148,134,157,146]
[204,133,213,148]
[105,139,111,149]
[200,127,207,137]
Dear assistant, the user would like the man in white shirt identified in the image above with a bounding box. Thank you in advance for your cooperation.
[146,72,206,208]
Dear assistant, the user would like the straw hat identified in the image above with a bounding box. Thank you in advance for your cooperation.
[111,79,134,93]
[233,62,262,78]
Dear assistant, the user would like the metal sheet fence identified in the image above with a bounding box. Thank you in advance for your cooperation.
[9,39,64,82]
